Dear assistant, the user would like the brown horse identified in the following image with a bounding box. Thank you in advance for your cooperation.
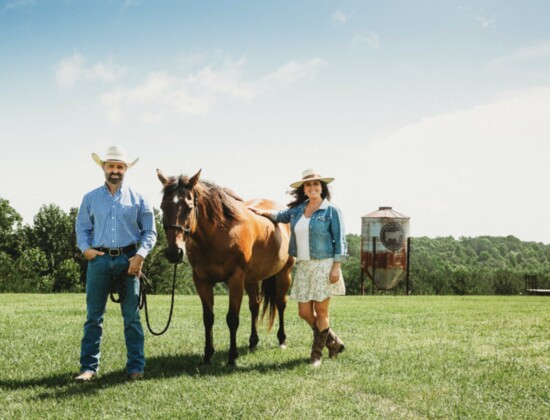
[157,169,294,366]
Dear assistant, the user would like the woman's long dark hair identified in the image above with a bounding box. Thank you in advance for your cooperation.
[287,181,332,208]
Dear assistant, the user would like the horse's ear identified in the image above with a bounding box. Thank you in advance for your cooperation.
[188,169,202,188]
[157,168,169,186]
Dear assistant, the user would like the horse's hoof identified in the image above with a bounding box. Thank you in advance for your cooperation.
[279,343,287,350]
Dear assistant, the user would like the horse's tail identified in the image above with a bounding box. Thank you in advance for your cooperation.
[260,276,277,331]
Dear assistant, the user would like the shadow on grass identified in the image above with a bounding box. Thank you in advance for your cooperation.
[0,345,306,401]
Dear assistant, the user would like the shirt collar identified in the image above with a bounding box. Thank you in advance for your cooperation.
[103,181,126,196]
[303,198,330,210]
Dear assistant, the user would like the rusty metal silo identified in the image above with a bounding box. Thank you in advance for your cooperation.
[361,207,410,293]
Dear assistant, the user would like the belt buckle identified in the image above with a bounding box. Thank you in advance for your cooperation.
[109,248,121,256]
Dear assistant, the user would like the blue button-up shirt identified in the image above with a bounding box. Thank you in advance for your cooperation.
[269,199,348,262]
[75,183,157,259]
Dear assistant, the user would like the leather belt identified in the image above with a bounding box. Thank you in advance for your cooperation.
[93,244,138,257]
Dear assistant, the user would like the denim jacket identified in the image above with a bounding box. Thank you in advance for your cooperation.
[270,199,347,262]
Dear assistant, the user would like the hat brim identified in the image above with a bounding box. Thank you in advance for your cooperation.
[92,153,139,169]
[290,177,334,189]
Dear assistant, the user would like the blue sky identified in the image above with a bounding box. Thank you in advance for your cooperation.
[2,0,550,242]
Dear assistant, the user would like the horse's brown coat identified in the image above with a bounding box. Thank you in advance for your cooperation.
[158,169,294,366]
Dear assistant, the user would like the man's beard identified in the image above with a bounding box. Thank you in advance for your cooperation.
[107,173,123,184]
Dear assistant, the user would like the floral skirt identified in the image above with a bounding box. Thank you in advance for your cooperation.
[290,258,346,302]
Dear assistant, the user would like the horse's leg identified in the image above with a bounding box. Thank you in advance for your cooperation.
[226,269,245,367]
[275,257,294,349]
[193,276,215,366]
[245,281,260,352]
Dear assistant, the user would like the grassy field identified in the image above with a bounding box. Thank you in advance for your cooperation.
[0,294,548,419]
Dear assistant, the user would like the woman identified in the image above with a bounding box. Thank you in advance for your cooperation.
[250,169,347,366]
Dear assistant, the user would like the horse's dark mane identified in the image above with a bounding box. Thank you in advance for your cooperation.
[162,175,244,230]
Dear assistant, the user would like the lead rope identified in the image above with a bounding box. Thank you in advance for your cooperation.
[138,264,178,336]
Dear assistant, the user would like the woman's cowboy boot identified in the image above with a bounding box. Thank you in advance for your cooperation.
[325,328,345,358]
[310,326,329,367]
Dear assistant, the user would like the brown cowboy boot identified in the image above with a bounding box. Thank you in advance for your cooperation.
[310,326,329,367]
[325,328,345,358]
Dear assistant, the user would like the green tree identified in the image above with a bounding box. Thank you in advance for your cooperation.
[0,251,17,292]
[15,247,53,292]
[346,234,360,258]
[0,197,25,258]
[53,258,83,292]
[341,256,362,295]
[31,204,74,290]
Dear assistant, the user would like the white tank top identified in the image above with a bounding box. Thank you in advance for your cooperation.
[295,215,311,261]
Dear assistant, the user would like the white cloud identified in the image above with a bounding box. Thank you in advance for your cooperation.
[488,40,550,67]
[55,53,126,88]
[352,32,380,49]
[262,58,326,85]
[476,15,496,28]
[332,9,349,23]
[191,58,257,99]
[339,86,550,242]
[101,58,326,123]
[101,72,211,123]
[1,0,37,12]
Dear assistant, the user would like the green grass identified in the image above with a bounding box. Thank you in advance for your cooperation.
[0,294,548,419]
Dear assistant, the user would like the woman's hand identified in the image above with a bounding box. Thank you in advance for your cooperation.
[329,264,341,284]
[248,206,265,217]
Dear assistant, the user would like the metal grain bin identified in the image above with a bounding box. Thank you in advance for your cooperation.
[361,207,410,291]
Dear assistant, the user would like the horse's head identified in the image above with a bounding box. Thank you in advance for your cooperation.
[157,168,201,264]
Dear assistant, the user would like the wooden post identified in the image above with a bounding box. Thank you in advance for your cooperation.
[406,237,411,295]
[372,236,376,295]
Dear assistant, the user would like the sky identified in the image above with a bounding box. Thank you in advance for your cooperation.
[1,0,550,243]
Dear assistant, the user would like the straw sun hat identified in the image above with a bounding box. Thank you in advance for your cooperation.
[289,169,335,189]
[92,146,139,169]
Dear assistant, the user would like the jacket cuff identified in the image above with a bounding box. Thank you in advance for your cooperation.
[333,254,348,263]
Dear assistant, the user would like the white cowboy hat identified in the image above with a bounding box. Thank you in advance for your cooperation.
[290,169,335,189]
[92,146,139,168]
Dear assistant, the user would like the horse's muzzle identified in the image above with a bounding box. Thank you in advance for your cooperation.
[165,246,185,264]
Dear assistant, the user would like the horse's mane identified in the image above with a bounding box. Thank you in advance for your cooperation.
[163,175,244,230]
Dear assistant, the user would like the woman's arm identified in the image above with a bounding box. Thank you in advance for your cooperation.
[330,206,348,263]
[248,206,293,223]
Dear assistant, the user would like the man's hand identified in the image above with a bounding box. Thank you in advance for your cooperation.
[83,248,104,261]
[128,254,144,277]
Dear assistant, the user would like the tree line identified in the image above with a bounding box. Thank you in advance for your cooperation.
[1,197,548,295]
[343,234,550,295]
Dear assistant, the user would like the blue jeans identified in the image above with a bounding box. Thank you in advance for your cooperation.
[80,252,144,374]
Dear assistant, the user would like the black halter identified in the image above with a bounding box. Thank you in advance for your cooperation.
[163,195,198,240]
[163,224,190,234]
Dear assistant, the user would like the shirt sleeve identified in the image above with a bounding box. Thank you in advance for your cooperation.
[330,206,348,262]
[75,195,93,253]
[136,194,157,259]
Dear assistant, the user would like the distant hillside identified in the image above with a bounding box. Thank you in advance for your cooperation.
[342,234,550,295]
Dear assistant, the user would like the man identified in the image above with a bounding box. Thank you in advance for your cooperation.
[74,146,157,382]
